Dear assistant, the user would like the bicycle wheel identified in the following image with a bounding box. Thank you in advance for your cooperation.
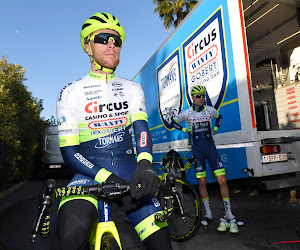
[100,234,121,250]
[164,177,201,242]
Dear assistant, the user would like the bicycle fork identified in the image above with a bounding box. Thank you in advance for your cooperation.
[168,175,187,223]
[91,200,122,249]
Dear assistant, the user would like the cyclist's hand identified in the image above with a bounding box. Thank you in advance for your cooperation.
[106,173,137,212]
[129,160,160,200]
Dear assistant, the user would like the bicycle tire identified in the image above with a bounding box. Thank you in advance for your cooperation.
[100,234,121,250]
[161,177,201,242]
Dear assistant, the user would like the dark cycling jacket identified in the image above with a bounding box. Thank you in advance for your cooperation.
[56,71,152,183]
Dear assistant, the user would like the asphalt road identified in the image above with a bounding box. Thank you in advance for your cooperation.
[0,174,300,250]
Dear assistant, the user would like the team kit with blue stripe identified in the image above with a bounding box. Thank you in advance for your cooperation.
[57,71,167,240]
[173,104,225,178]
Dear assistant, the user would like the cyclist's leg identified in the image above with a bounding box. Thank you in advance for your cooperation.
[206,143,241,229]
[192,147,207,198]
[196,169,208,199]
[205,142,228,198]
[143,227,172,249]
[126,194,172,250]
[216,175,229,199]
[193,147,213,222]
[57,175,99,250]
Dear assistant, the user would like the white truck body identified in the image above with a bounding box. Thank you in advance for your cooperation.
[133,0,300,189]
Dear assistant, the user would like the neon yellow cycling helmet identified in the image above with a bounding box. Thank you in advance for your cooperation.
[80,12,125,52]
[190,85,206,95]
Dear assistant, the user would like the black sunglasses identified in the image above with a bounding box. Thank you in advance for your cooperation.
[91,33,123,47]
[194,94,205,99]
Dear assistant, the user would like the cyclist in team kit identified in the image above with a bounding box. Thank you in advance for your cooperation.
[56,12,173,249]
[171,85,243,233]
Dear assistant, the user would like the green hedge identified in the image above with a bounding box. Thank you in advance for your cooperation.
[0,56,47,191]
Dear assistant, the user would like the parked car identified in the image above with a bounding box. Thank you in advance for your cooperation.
[42,125,73,177]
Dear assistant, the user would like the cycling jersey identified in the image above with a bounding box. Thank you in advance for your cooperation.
[172,105,225,178]
[57,71,168,242]
[57,71,152,183]
[173,105,221,143]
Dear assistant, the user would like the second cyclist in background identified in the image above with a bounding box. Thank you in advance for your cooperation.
[171,85,243,234]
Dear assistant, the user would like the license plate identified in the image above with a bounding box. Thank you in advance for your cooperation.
[261,153,288,164]
[49,165,61,169]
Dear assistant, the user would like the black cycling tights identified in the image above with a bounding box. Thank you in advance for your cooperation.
[143,227,173,250]
[57,199,98,250]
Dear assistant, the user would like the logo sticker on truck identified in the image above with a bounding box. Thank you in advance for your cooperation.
[182,7,228,110]
[156,49,183,129]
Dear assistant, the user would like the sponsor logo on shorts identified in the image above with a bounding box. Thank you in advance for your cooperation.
[152,198,160,207]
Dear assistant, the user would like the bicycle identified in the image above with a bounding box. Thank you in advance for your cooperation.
[31,175,185,249]
[153,149,202,242]
[31,179,131,250]
[31,150,200,247]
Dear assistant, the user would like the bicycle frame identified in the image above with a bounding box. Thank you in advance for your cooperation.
[90,199,122,250]
[156,171,186,222]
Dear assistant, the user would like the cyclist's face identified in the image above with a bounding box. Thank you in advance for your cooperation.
[85,29,121,71]
[192,94,205,106]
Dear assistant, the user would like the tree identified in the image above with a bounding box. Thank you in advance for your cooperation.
[0,55,46,190]
[153,0,198,30]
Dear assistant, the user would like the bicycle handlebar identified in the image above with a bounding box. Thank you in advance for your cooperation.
[153,155,196,173]
[180,156,197,163]
[155,155,196,164]
[31,179,130,243]
[54,182,130,199]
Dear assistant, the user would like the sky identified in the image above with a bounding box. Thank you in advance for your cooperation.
[0,0,174,120]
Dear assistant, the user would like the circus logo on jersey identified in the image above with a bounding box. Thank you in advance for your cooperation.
[157,49,183,130]
[182,7,228,110]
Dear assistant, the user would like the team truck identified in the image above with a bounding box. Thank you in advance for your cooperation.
[132,0,300,189]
